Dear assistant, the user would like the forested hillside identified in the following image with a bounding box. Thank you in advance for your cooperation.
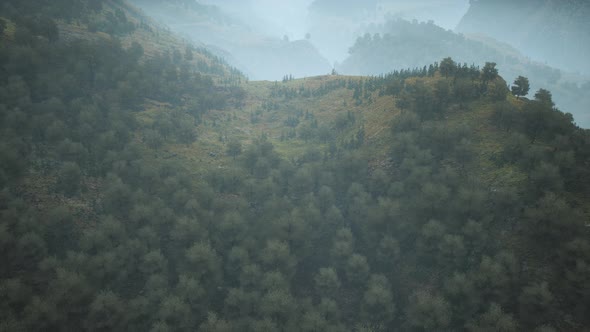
[1,1,590,331]
[338,18,590,127]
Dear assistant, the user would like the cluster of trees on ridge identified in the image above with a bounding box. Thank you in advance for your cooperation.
[339,18,590,128]
[1,1,590,331]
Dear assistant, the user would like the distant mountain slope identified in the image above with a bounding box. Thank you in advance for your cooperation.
[89,0,241,78]
[306,0,469,64]
[457,0,590,74]
[130,0,331,80]
[338,19,590,127]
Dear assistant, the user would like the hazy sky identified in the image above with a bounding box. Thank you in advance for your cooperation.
[204,0,470,39]
[250,0,315,38]
[200,0,314,39]
[200,0,470,65]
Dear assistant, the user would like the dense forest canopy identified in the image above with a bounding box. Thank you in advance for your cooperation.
[1,0,590,331]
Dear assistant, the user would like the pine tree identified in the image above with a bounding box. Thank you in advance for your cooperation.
[511,76,530,98]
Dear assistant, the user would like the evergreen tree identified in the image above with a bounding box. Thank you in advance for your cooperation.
[511,76,530,98]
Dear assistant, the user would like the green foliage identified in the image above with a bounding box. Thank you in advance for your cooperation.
[518,281,554,327]
[56,162,82,196]
[185,242,222,282]
[361,274,396,326]
[345,254,370,286]
[314,267,341,299]
[534,88,555,108]
[0,142,26,187]
[85,291,126,331]
[0,3,588,330]
[481,62,499,83]
[405,290,451,330]
[467,303,518,332]
[439,57,457,78]
[511,76,530,98]
[226,139,242,159]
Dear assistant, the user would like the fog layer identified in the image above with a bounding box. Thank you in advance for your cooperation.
[307,0,469,63]
[132,0,331,81]
[457,0,590,75]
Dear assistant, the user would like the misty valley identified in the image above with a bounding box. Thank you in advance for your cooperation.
[1,1,589,331]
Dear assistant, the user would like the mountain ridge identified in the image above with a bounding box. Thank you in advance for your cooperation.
[456,0,590,74]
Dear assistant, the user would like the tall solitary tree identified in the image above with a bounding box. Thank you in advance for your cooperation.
[534,88,554,108]
[511,76,530,99]
[439,57,457,78]
[480,62,499,95]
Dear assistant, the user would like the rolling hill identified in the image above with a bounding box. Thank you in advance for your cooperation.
[338,18,590,128]
[1,1,590,331]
